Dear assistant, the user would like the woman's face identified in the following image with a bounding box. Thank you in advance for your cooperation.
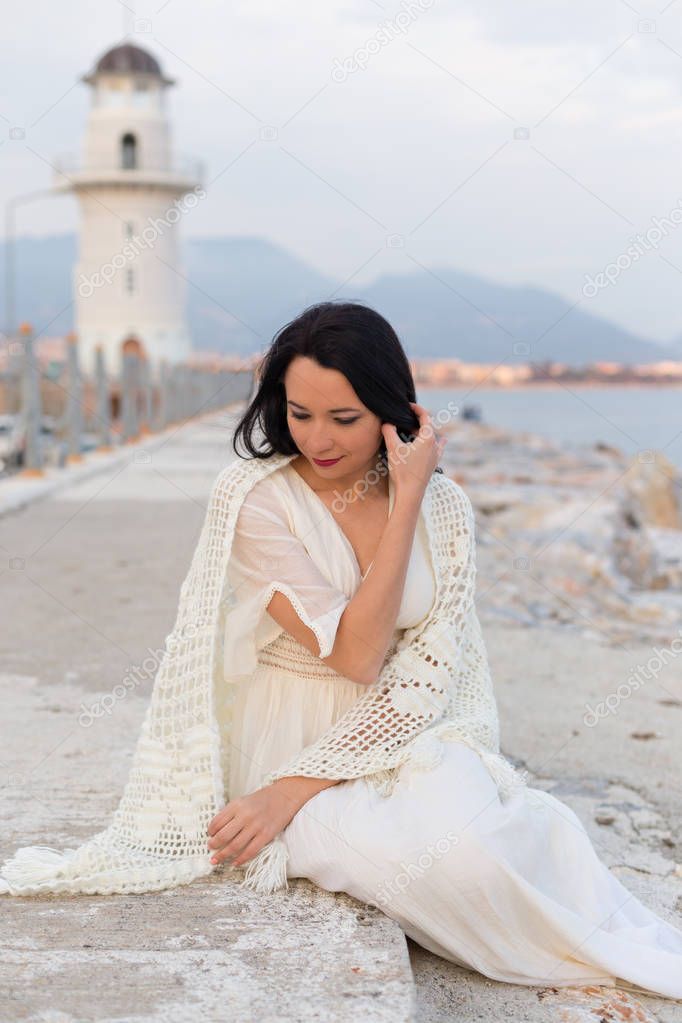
[283,356,384,483]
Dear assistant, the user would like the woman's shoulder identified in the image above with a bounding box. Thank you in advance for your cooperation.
[220,459,301,537]
[240,463,293,514]
[208,454,294,504]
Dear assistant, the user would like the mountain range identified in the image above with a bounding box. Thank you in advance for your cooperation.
[2,234,679,367]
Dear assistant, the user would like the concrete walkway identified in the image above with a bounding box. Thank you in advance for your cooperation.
[1,406,680,1021]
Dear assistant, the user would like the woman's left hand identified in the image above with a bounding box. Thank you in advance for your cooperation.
[207,781,302,869]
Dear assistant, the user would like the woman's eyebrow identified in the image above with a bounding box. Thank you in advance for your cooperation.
[287,400,362,413]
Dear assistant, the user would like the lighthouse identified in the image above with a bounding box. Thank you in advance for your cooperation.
[54,42,204,375]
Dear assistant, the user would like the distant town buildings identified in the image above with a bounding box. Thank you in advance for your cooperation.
[410,358,682,388]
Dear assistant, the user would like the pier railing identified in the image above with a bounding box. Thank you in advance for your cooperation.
[0,324,254,476]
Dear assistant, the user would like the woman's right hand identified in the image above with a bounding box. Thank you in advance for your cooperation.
[382,401,446,500]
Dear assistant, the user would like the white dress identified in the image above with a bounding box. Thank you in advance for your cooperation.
[223,461,682,1000]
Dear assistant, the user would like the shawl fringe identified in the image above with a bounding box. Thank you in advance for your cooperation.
[238,836,290,895]
[0,835,213,896]
[0,846,76,891]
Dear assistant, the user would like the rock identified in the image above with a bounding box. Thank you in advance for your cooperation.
[536,985,659,1022]
[646,526,682,589]
[594,441,623,457]
[609,453,682,589]
[611,511,660,590]
[441,422,682,642]
[611,518,682,591]
[619,453,682,529]
[527,602,553,620]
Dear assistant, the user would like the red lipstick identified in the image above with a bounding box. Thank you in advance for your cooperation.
[312,456,342,467]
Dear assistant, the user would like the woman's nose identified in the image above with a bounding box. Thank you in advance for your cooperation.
[309,430,335,453]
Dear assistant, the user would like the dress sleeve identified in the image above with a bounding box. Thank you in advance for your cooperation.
[222,482,351,678]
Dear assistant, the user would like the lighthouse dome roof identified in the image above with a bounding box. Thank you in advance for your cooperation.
[94,43,162,76]
[83,43,174,86]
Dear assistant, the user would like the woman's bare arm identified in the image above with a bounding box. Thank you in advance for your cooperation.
[266,490,422,684]
[269,773,341,811]
[267,403,445,686]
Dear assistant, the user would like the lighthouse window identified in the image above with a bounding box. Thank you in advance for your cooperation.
[133,81,151,108]
[121,133,137,170]
[126,268,135,294]
[124,222,134,240]
[100,82,125,108]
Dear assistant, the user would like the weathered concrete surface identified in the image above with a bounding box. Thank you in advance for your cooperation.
[408,944,682,1023]
[492,625,682,889]
[2,880,411,1023]
[0,409,414,1022]
[2,405,681,1021]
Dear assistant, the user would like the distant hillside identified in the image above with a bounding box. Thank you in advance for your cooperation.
[0,234,676,366]
[345,268,676,366]
[0,235,77,338]
[667,333,682,358]
[184,236,335,355]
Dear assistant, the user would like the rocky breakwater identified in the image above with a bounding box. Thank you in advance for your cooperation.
[439,419,682,650]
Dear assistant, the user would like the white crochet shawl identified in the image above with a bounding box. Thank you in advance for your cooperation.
[0,450,527,897]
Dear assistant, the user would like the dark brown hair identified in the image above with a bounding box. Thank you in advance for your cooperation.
[232,300,422,463]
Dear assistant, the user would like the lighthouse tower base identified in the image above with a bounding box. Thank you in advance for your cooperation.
[76,327,192,378]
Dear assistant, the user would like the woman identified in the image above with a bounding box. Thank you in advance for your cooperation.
[204,300,682,1000]
[1,300,681,1001]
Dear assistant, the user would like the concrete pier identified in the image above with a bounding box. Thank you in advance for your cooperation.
[1,405,680,1021]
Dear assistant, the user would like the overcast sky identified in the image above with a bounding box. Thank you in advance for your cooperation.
[3,0,682,343]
